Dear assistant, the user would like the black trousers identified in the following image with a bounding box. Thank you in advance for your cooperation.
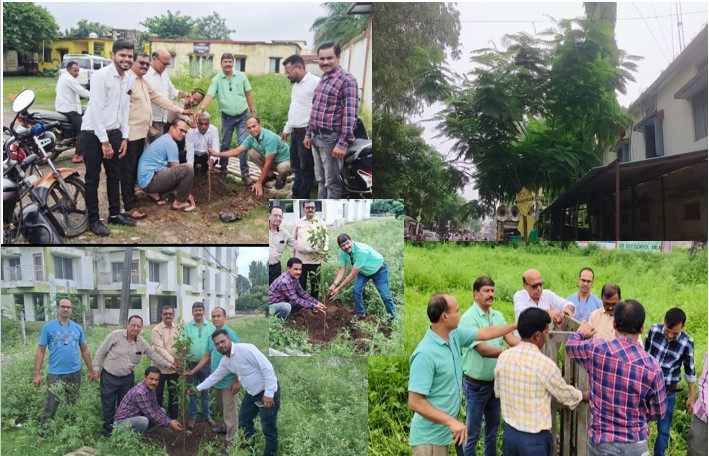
[120,138,146,212]
[298,263,321,300]
[269,263,281,285]
[59,111,83,155]
[83,130,122,223]
[100,369,134,435]
[156,372,180,419]
[194,153,210,176]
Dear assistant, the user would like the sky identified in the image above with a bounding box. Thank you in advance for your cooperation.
[236,246,267,278]
[38,1,327,47]
[414,1,708,200]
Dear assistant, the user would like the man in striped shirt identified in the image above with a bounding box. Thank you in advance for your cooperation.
[303,41,358,199]
[566,299,666,456]
[269,257,326,319]
[644,307,695,456]
[495,307,585,456]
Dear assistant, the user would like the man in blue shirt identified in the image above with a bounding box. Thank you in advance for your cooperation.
[566,267,602,323]
[137,119,196,212]
[209,116,291,196]
[33,298,94,435]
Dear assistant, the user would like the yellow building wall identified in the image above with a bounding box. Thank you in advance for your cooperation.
[39,38,113,71]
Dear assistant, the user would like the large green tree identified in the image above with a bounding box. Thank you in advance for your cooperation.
[140,10,195,39]
[372,2,461,117]
[310,2,368,49]
[65,19,112,38]
[3,2,59,54]
[248,260,268,287]
[192,12,235,40]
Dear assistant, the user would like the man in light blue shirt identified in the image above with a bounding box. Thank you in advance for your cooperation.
[408,294,517,456]
[566,267,602,323]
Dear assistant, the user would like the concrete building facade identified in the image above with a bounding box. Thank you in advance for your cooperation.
[1,247,238,325]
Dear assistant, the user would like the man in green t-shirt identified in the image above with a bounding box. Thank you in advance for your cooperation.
[209,117,291,196]
[409,293,517,456]
[460,276,519,456]
[181,301,216,429]
[329,233,398,321]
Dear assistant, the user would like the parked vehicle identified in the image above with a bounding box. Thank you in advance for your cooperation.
[21,107,85,161]
[342,118,373,198]
[59,54,112,88]
[3,89,89,240]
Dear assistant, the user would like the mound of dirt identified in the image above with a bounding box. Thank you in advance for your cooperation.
[284,302,392,352]
[145,419,226,456]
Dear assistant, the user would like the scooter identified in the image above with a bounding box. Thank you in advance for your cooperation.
[3,89,89,239]
[342,118,373,198]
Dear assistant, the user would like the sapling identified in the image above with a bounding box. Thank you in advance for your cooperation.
[170,319,193,452]
[308,224,330,337]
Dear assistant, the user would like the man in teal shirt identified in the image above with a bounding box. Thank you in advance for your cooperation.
[195,53,256,182]
[460,276,519,456]
[409,293,517,456]
[210,116,291,196]
[329,233,397,321]
[182,301,216,429]
[184,307,240,447]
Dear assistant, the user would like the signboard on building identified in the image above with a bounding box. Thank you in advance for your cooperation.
[193,43,210,55]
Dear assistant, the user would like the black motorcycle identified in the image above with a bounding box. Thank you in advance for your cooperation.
[342,118,373,198]
[17,106,85,161]
[3,89,89,239]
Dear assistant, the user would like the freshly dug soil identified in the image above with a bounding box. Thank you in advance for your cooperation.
[284,302,392,353]
[144,418,227,456]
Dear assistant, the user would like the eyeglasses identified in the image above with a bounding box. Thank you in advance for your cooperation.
[162,313,174,316]
[304,206,316,210]
[526,282,544,289]
[137,62,150,67]
[228,80,232,92]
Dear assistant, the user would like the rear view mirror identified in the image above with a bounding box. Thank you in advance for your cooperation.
[12,89,35,113]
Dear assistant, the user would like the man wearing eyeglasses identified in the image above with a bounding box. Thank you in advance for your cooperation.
[145,49,193,137]
[292,200,327,299]
[196,53,257,183]
[513,269,574,327]
[565,267,602,323]
[123,52,192,221]
[34,298,93,436]
[137,119,197,212]
[151,305,181,419]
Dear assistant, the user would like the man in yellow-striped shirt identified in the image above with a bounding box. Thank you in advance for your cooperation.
[494,307,588,456]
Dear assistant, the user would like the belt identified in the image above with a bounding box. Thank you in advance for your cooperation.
[222,110,248,119]
[464,375,494,386]
[291,127,307,133]
[313,127,339,136]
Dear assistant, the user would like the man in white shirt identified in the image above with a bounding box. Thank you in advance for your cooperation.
[190,330,280,455]
[281,54,320,198]
[145,49,192,136]
[185,112,219,177]
[81,39,136,237]
[512,269,575,326]
[55,60,90,164]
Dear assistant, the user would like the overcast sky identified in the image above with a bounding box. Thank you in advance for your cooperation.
[38,1,327,46]
[236,246,267,278]
[413,1,708,200]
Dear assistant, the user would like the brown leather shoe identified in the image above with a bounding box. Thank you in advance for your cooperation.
[242,175,254,186]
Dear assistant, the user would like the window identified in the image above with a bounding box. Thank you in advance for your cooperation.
[7,257,21,281]
[111,260,140,283]
[692,87,708,141]
[33,294,45,321]
[90,295,98,310]
[615,142,630,164]
[131,296,142,310]
[234,57,246,72]
[183,266,192,285]
[149,261,160,282]
[33,254,44,281]
[43,48,52,63]
[269,57,281,73]
[54,255,74,280]
[105,296,120,309]
[643,116,664,159]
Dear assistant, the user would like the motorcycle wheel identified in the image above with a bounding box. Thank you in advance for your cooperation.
[45,174,89,237]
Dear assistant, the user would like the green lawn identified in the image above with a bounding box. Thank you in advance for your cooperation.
[369,242,707,456]
[1,314,367,455]
[3,76,62,111]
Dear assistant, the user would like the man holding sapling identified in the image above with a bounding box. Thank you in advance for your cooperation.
[113,366,183,435]
[269,257,327,320]
[183,307,240,444]
[408,294,516,456]
[151,305,180,419]
[190,330,280,456]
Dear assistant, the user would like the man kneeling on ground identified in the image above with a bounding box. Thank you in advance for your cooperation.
[137,118,196,212]
[113,366,183,434]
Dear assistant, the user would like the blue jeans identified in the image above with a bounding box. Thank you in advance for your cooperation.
[239,384,280,456]
[187,363,211,418]
[220,112,249,177]
[269,302,292,320]
[654,391,676,456]
[588,440,649,456]
[502,424,553,456]
[353,264,397,319]
[464,380,500,456]
[290,130,315,198]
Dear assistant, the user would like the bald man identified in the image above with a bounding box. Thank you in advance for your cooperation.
[512,269,574,326]
[146,49,193,136]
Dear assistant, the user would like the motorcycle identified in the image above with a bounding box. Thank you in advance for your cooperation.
[3,89,89,239]
[342,118,373,198]
[17,106,85,162]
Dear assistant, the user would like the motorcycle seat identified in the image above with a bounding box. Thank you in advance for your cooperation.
[345,138,372,164]
[31,110,70,122]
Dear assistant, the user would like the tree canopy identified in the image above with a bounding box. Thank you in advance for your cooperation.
[65,19,112,38]
[311,2,368,49]
[192,12,235,40]
[140,10,233,40]
[248,261,268,287]
[236,274,251,296]
[3,2,59,54]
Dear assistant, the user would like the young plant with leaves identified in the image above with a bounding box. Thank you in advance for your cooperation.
[171,319,193,451]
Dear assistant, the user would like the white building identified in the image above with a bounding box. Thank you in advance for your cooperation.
[275,199,372,227]
[1,247,238,325]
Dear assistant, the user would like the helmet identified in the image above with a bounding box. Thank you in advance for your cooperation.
[3,137,27,163]
[36,130,57,153]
